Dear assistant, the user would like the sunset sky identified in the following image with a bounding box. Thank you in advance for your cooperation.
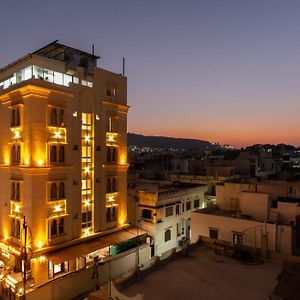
[1,1,300,147]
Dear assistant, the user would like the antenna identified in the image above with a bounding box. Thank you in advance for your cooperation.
[92,44,95,56]
[122,57,125,76]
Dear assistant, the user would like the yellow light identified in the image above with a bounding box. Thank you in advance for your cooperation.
[18,288,23,294]
[24,158,29,165]
[54,131,61,139]
[84,166,90,173]
[14,131,20,139]
[119,219,125,225]
[37,241,43,248]
[4,158,9,165]
[0,274,3,279]
[107,196,115,202]
[83,228,90,236]
[38,159,43,166]
[14,205,20,213]
[108,135,114,142]
[84,200,90,206]
[84,135,90,142]
[54,205,61,212]
[39,256,46,263]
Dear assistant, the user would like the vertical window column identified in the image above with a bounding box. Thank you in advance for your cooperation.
[81,113,94,236]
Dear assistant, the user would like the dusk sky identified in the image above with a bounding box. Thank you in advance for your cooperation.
[1,1,300,147]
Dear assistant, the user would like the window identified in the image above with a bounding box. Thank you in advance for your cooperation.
[141,209,152,220]
[107,117,117,132]
[11,218,21,239]
[164,229,171,242]
[11,144,21,165]
[194,199,200,209]
[50,217,65,238]
[50,182,65,200]
[182,203,185,212]
[11,107,21,127]
[106,206,117,223]
[106,177,117,193]
[48,261,69,279]
[82,210,92,228]
[107,147,117,163]
[165,206,173,217]
[50,145,65,164]
[11,182,21,200]
[233,233,243,245]
[176,204,180,215]
[209,229,218,239]
[106,87,117,99]
[49,107,65,127]
[186,202,191,211]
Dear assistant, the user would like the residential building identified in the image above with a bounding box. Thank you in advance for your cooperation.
[191,179,300,258]
[135,181,209,256]
[0,41,149,299]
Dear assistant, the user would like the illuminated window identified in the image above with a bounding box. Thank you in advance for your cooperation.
[48,261,69,279]
[164,229,171,242]
[233,233,243,245]
[81,210,92,228]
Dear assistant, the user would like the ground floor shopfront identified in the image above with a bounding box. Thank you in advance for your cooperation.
[0,226,151,300]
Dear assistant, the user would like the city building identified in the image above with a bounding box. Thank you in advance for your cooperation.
[191,179,300,259]
[0,41,150,299]
[134,181,209,256]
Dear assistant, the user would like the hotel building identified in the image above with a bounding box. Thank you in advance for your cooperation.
[0,41,148,299]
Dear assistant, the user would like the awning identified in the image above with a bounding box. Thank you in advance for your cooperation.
[47,226,146,265]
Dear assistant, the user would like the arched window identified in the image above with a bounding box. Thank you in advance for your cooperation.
[50,183,57,199]
[50,145,57,163]
[112,178,116,192]
[164,229,171,242]
[59,182,65,199]
[50,108,57,126]
[58,110,64,127]
[107,147,111,162]
[58,146,65,163]
[16,220,20,238]
[112,148,117,162]
[11,219,15,236]
[15,108,20,126]
[16,145,21,164]
[106,178,111,193]
[58,218,64,235]
[11,145,16,164]
[16,183,20,200]
[112,206,116,221]
[106,208,111,223]
[11,109,15,127]
[11,182,15,199]
[51,219,58,237]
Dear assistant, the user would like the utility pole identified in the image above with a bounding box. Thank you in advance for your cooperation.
[22,216,27,300]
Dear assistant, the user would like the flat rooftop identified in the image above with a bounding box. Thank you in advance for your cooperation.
[122,246,281,300]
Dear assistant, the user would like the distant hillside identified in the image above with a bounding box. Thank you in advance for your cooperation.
[128,133,218,152]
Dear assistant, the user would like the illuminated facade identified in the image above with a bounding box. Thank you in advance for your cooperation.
[0,41,130,296]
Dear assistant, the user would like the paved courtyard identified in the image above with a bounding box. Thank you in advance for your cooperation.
[122,246,282,300]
